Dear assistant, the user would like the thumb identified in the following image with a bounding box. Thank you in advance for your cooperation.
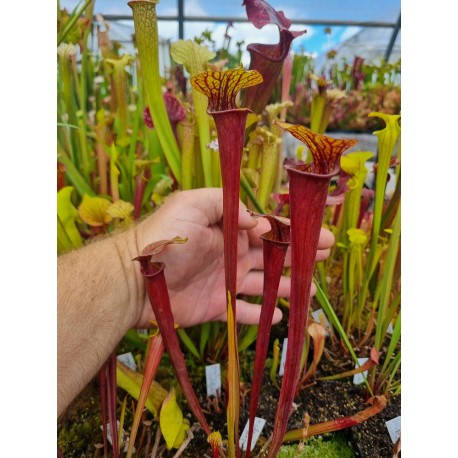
[238,202,258,230]
[195,187,257,230]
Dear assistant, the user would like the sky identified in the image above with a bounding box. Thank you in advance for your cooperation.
[60,0,400,66]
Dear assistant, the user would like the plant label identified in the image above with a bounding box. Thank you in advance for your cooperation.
[375,319,394,335]
[205,363,221,396]
[117,352,137,372]
[386,416,401,443]
[353,357,369,385]
[279,338,288,376]
[311,308,331,336]
[239,417,266,451]
[101,420,132,452]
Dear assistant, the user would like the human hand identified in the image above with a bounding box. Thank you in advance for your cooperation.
[132,188,334,328]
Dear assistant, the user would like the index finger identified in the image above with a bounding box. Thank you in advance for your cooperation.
[248,224,335,251]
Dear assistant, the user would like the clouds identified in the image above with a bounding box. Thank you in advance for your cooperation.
[340,26,362,43]
[59,0,384,65]
[160,21,290,67]
[318,26,361,54]
[181,0,206,16]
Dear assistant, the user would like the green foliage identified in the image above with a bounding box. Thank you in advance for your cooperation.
[57,186,83,253]
[278,434,355,458]
[116,361,167,418]
[286,54,401,132]
[170,39,216,186]
[57,2,401,455]
[159,387,190,450]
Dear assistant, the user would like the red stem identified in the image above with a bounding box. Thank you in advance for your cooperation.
[283,395,387,442]
[98,364,108,457]
[127,333,165,456]
[212,108,250,457]
[246,238,289,457]
[267,167,337,458]
[107,352,119,458]
[135,260,211,435]
[212,110,248,310]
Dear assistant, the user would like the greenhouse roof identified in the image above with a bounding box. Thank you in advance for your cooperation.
[62,0,400,24]
[60,0,400,64]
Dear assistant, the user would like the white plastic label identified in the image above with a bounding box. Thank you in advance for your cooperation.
[205,363,221,396]
[386,416,401,443]
[353,357,369,385]
[279,338,288,376]
[101,421,131,452]
[311,308,331,336]
[239,417,266,451]
[375,319,394,335]
[117,352,137,372]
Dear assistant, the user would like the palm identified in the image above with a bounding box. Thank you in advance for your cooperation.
[134,189,259,328]
[134,188,334,329]
[160,222,251,326]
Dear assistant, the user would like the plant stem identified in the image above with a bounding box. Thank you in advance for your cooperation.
[134,260,211,435]
[246,225,289,457]
[282,396,387,442]
[129,0,182,183]
[126,333,165,458]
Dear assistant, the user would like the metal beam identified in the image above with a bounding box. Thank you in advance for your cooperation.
[177,0,184,39]
[101,14,398,29]
[384,13,401,61]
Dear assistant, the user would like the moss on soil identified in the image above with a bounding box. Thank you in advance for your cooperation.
[278,433,355,458]
[58,315,400,457]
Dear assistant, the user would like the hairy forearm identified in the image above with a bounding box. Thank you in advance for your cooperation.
[57,229,145,416]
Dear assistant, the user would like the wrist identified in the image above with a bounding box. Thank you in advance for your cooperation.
[112,226,147,329]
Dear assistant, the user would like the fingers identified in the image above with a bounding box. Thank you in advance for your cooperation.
[213,279,317,325]
[248,217,271,246]
[246,246,330,270]
[249,223,334,248]
[248,226,335,267]
[178,188,224,226]
[282,247,329,266]
[248,246,329,269]
[314,228,334,262]
[315,248,331,262]
[166,188,252,227]
[215,282,316,325]
[214,300,283,325]
[239,272,318,298]
[248,247,264,270]
[238,205,259,230]
[181,187,258,230]
[239,272,291,298]
[318,227,335,250]
[213,280,317,325]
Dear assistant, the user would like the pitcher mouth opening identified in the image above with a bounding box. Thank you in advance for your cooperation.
[208,107,253,116]
[140,260,165,277]
[247,30,296,64]
[284,163,341,180]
